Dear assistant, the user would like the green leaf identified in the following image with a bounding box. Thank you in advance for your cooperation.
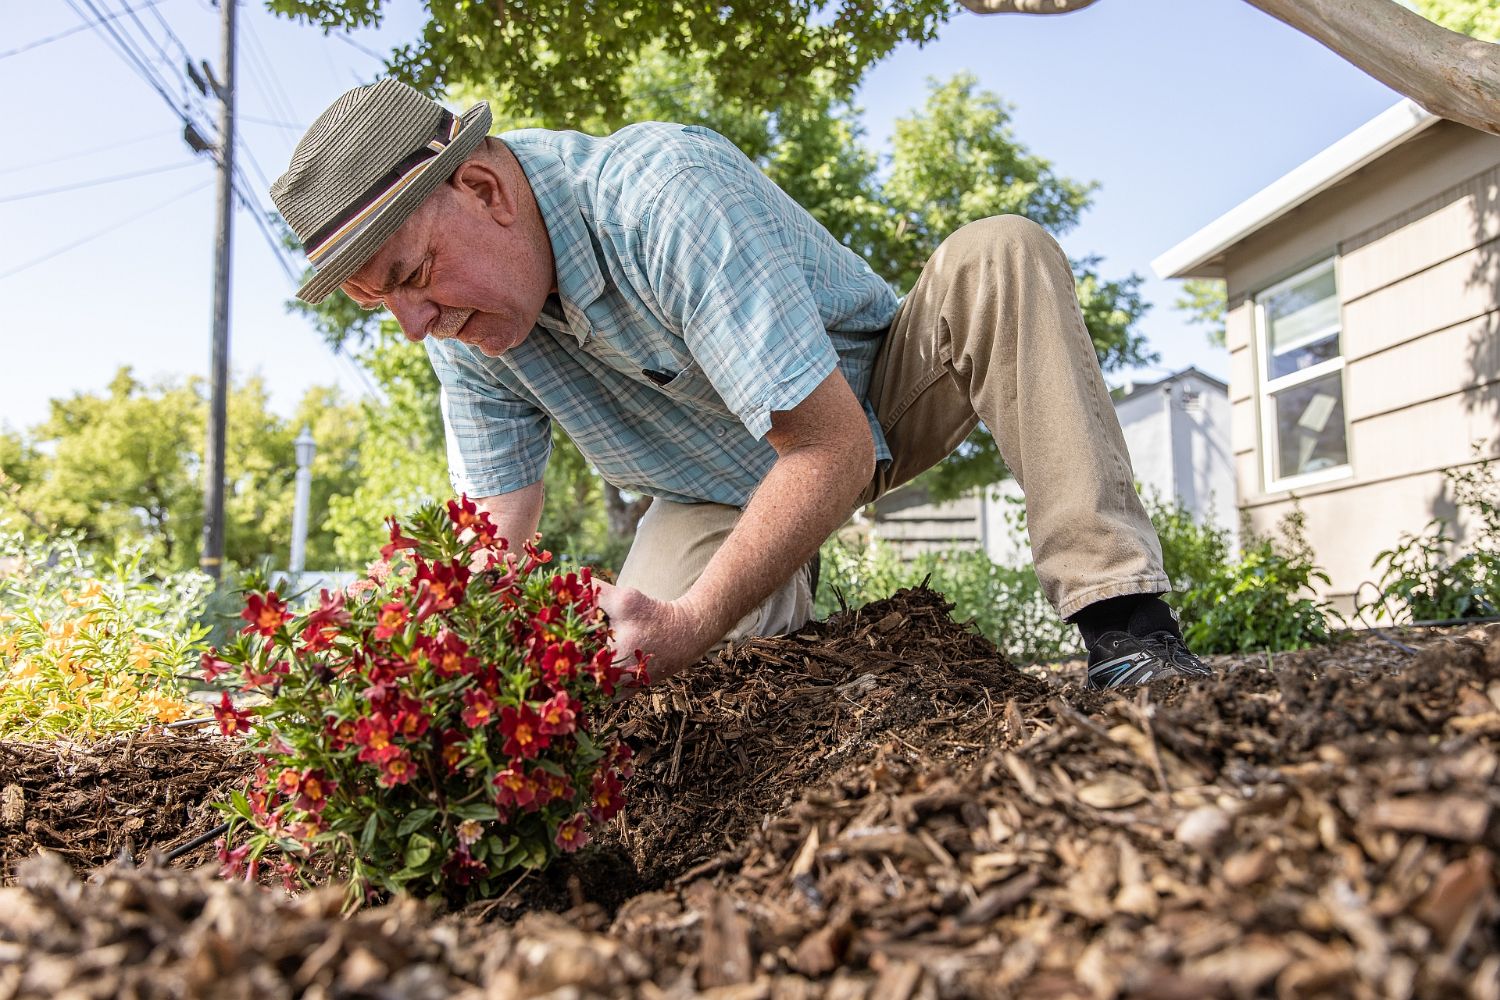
[451,802,499,822]
[396,807,439,838]
[404,832,436,869]
[360,811,379,854]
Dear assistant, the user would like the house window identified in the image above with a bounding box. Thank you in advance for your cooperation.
[1255,259,1350,490]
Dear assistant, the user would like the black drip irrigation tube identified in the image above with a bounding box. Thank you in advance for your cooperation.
[159,822,231,864]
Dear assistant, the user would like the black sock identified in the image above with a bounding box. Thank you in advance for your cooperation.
[1070,593,1180,649]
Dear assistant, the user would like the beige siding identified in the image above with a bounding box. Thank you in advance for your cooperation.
[1220,120,1500,604]
[1339,164,1500,303]
[1341,240,1500,363]
[1345,314,1500,422]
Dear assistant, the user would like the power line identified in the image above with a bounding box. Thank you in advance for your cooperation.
[0,160,200,204]
[0,0,163,61]
[0,179,212,281]
[0,130,175,176]
[64,0,210,137]
[332,32,386,63]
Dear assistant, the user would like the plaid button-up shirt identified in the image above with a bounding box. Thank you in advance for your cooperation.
[426,123,899,506]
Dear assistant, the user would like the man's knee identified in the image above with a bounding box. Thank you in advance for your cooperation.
[939,214,1061,270]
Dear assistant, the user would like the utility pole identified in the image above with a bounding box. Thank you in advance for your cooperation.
[200,0,236,583]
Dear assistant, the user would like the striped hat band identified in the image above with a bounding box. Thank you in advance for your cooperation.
[269,79,493,304]
[304,109,461,266]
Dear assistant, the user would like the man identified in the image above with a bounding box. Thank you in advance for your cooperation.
[271,79,1212,690]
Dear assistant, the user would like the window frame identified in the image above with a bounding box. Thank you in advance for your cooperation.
[1253,257,1354,493]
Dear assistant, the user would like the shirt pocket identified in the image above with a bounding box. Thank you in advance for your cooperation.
[653,359,728,413]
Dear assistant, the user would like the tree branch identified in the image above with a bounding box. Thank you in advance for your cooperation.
[1242,0,1500,138]
[954,0,1500,138]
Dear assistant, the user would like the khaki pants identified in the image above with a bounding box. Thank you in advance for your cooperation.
[617,215,1169,642]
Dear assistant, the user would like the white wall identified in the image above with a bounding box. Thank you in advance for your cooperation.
[981,371,1237,568]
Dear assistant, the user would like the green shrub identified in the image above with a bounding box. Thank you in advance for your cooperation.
[814,537,1079,663]
[1359,450,1500,624]
[0,526,211,738]
[1175,509,1337,654]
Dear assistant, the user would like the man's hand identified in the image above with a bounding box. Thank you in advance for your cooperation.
[593,579,718,687]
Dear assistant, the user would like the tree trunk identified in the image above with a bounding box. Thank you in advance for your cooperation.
[603,485,651,545]
[954,0,1500,138]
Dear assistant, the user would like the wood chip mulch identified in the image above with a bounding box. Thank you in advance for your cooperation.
[2,586,1498,999]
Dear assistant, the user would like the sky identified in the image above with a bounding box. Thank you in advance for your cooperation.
[0,0,1403,435]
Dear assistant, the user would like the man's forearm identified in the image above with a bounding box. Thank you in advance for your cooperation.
[675,440,872,644]
[474,481,546,553]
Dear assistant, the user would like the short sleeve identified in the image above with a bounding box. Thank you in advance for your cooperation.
[638,164,838,439]
[425,337,552,497]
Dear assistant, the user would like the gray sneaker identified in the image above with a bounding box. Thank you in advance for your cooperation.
[1086,631,1213,690]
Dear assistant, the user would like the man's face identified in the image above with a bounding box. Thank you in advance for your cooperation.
[341,159,554,358]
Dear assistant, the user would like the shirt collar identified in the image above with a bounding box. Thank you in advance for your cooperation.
[501,136,604,346]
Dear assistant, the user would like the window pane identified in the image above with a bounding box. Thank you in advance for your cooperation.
[1264,266,1340,380]
[1273,371,1347,480]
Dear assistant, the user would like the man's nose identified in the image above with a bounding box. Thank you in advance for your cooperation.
[388,289,435,341]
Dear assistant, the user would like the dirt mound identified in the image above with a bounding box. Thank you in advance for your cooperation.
[3,591,1499,997]
[0,731,248,881]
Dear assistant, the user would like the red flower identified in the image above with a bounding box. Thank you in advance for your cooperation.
[589,768,624,822]
[354,715,395,762]
[276,768,302,797]
[294,769,333,813]
[537,691,577,736]
[214,692,251,736]
[442,846,489,886]
[242,658,289,689]
[393,700,431,740]
[216,838,251,879]
[301,589,349,651]
[610,742,636,781]
[461,688,496,729]
[199,651,232,682]
[497,703,548,760]
[377,747,414,787]
[439,728,467,773]
[380,517,420,560]
[542,771,574,804]
[492,766,537,810]
[554,814,589,853]
[240,591,289,636]
[326,716,358,750]
[422,629,478,678]
[521,540,553,573]
[414,558,470,612]
[588,648,625,697]
[372,601,409,640]
[540,641,582,687]
[447,495,500,548]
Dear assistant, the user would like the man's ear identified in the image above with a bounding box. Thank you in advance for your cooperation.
[451,158,515,225]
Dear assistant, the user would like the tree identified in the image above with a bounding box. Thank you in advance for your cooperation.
[8,370,362,573]
[1175,278,1228,349]
[275,0,1499,137]
[883,75,1153,500]
[270,0,954,125]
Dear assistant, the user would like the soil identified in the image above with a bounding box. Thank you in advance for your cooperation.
[2,586,1499,999]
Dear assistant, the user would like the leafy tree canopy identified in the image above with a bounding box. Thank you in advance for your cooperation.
[1174,278,1228,349]
[2,369,362,573]
[1408,0,1499,42]
[269,0,954,124]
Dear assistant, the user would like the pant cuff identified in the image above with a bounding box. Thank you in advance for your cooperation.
[1056,575,1172,621]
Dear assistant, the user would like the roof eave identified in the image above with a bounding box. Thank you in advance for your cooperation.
[1151,99,1440,281]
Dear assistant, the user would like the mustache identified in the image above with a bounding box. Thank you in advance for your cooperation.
[431,308,474,338]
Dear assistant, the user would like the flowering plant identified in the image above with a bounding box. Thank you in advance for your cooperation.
[0,528,208,738]
[210,497,646,905]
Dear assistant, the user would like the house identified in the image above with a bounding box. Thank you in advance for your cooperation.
[1153,100,1500,612]
[868,367,1235,565]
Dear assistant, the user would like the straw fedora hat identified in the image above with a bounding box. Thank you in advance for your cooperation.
[271,78,492,304]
